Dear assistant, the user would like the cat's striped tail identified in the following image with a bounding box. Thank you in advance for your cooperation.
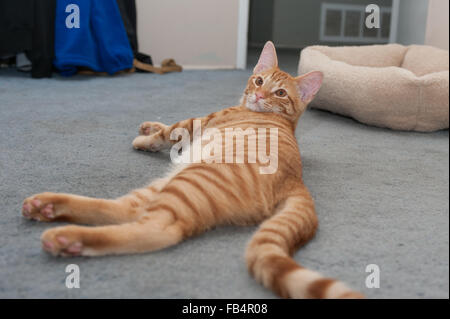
[245,186,364,299]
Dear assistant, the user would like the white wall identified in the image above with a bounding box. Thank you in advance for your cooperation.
[425,0,449,50]
[396,0,429,45]
[136,0,240,69]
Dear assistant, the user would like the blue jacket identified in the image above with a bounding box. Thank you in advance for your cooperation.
[54,0,133,76]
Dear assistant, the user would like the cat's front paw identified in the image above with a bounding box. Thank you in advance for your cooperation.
[22,192,61,221]
[41,226,84,256]
[132,134,166,152]
[139,121,166,136]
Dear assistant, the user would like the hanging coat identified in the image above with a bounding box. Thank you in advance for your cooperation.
[53,0,133,76]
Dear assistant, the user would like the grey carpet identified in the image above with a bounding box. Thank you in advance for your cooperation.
[0,61,448,298]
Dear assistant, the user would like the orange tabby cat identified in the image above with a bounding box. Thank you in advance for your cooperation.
[22,41,363,299]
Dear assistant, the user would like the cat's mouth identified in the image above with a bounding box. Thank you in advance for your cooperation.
[246,96,270,113]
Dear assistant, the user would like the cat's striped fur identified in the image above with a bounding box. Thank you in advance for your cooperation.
[22,42,363,298]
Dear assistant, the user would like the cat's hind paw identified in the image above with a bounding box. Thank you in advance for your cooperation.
[22,193,58,221]
[41,226,84,257]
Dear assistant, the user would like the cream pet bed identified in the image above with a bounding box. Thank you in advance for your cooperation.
[298,44,449,132]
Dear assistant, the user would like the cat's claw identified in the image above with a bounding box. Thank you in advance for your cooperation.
[41,226,84,257]
[22,194,57,221]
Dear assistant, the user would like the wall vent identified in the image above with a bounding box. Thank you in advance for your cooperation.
[320,3,391,43]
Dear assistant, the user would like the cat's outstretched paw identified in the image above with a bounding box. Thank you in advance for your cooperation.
[132,134,166,152]
[41,226,84,257]
[139,121,166,136]
[22,193,60,221]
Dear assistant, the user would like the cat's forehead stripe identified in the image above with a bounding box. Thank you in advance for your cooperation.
[261,71,289,86]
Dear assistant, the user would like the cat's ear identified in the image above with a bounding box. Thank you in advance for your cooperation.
[295,71,323,103]
[253,41,278,74]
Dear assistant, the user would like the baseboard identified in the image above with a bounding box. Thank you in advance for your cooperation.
[182,65,237,70]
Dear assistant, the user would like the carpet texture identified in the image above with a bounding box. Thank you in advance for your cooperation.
[0,62,448,298]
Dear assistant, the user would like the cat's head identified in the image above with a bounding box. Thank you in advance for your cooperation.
[241,41,323,122]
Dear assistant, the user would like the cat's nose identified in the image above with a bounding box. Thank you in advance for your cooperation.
[255,92,265,101]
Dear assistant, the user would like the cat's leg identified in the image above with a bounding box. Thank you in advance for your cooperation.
[40,210,184,256]
[134,107,240,151]
[39,164,219,257]
[245,185,364,299]
[133,112,219,152]
[133,117,196,151]
[22,192,149,225]
[40,188,199,256]
[22,177,170,225]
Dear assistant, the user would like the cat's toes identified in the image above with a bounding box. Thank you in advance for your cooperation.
[22,193,58,221]
[139,121,166,136]
[41,226,84,257]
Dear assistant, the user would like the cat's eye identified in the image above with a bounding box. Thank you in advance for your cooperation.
[275,89,287,97]
[255,77,264,86]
